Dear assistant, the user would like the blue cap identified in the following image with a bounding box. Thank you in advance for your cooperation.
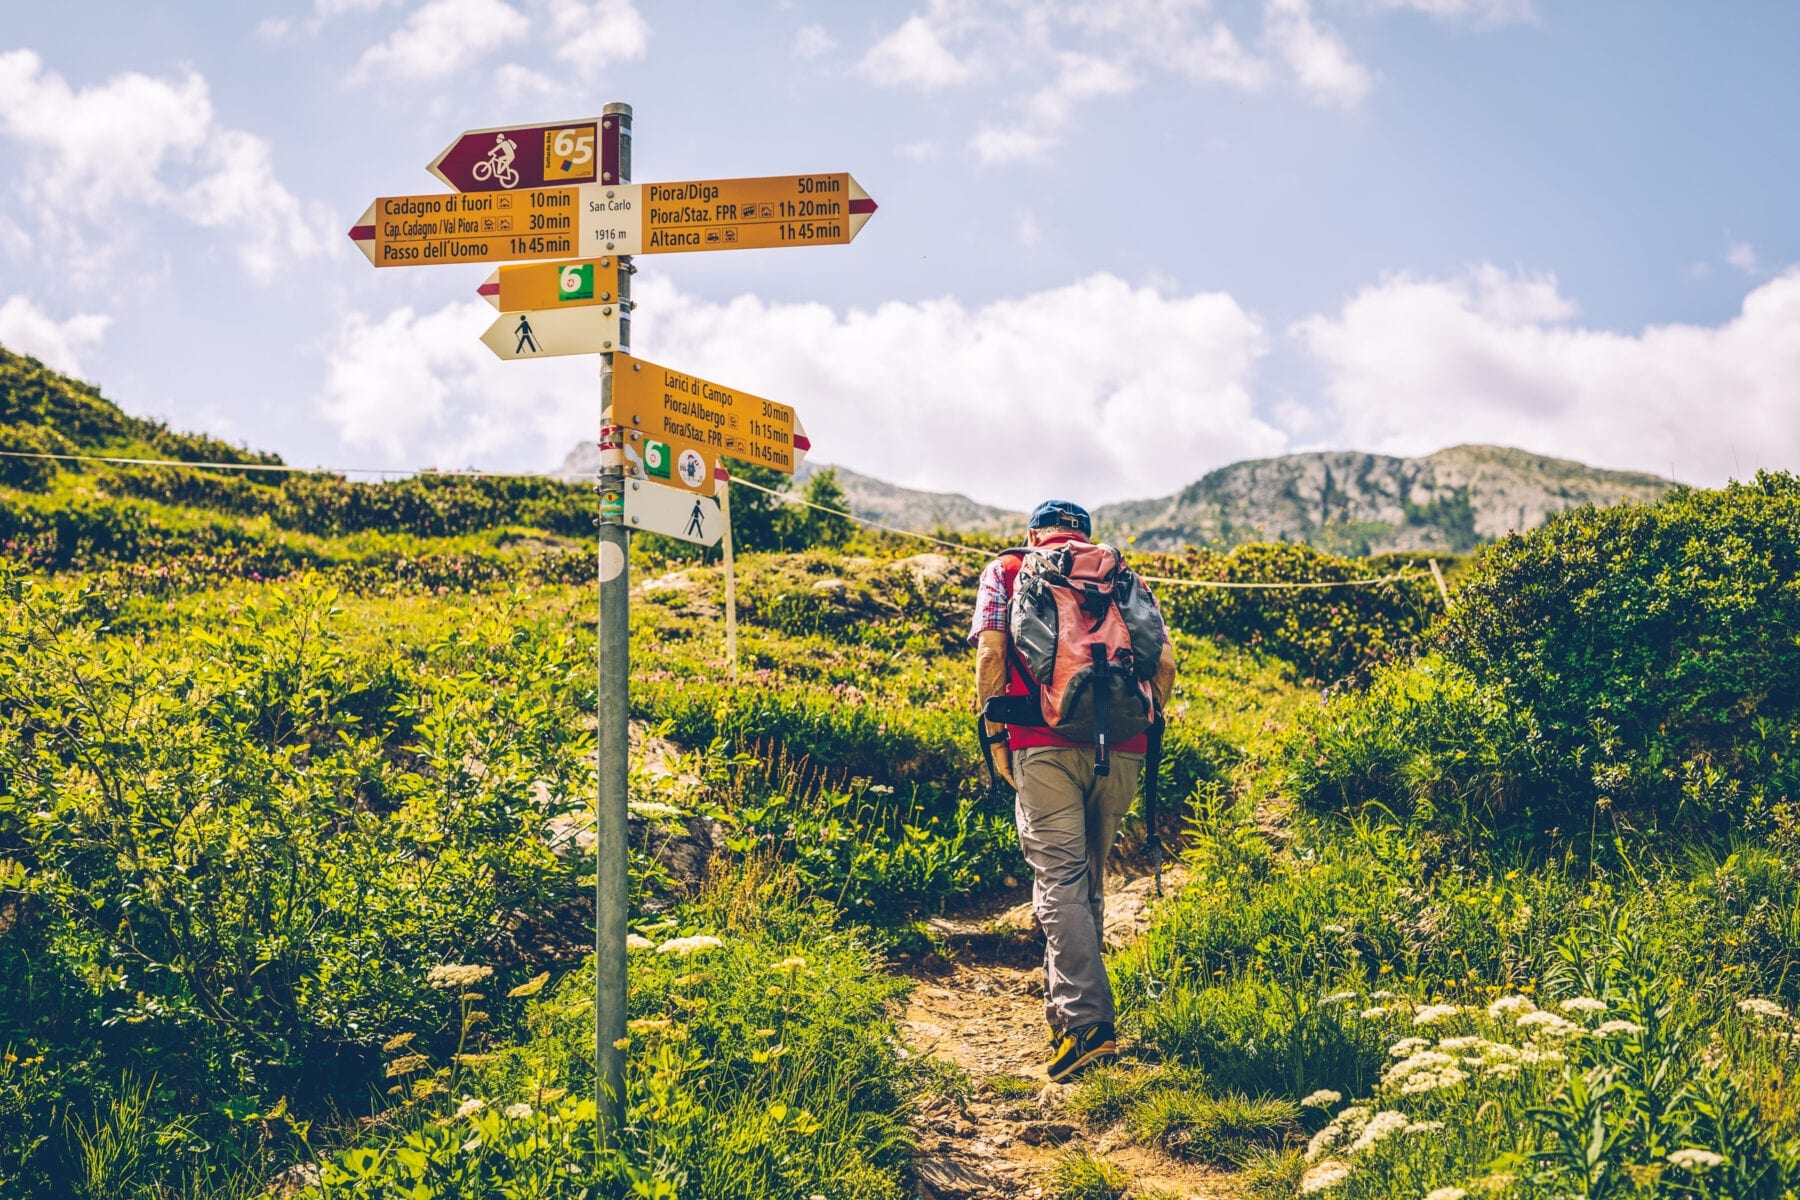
[1028,499,1091,535]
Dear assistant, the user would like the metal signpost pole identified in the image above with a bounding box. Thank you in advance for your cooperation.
[594,100,633,1146]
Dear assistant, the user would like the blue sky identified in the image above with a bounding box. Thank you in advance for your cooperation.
[2,0,1796,508]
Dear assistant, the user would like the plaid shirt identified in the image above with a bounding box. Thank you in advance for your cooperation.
[968,558,1013,644]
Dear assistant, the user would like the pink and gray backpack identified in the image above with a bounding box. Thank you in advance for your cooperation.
[980,541,1164,775]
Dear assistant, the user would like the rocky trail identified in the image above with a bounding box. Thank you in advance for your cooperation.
[897,862,1242,1200]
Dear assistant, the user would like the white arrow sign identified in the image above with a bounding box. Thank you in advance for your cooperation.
[626,478,722,546]
[480,305,624,361]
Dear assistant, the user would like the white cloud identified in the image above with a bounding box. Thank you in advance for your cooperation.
[0,50,330,281]
[899,140,939,160]
[1294,264,1800,485]
[0,215,30,259]
[859,14,977,89]
[1263,0,1374,108]
[854,0,1397,163]
[1373,0,1536,25]
[793,23,837,59]
[1166,21,1272,90]
[629,273,1279,508]
[972,51,1137,164]
[319,0,398,15]
[1727,241,1759,275]
[351,0,529,83]
[1064,1,1269,90]
[316,275,1278,504]
[0,296,110,376]
[493,62,559,101]
[546,0,651,73]
[320,299,601,467]
[1017,209,1042,248]
[180,129,332,283]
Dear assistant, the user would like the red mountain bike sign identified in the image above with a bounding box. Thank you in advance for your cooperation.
[429,119,603,192]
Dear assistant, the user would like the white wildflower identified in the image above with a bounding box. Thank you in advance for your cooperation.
[1322,924,1347,934]
[1307,1106,1370,1161]
[1738,997,1788,1020]
[503,1102,532,1120]
[1389,1038,1432,1057]
[1301,1089,1343,1109]
[656,935,724,957]
[1594,1019,1645,1038]
[1437,1036,1488,1052]
[626,934,654,951]
[1406,1120,1446,1134]
[1559,997,1608,1014]
[1486,994,1534,1018]
[1667,1148,1725,1171]
[1517,1011,1582,1037]
[1385,1050,1469,1095]
[1301,1160,1354,1193]
[1350,1110,1410,1153]
[1484,1062,1521,1080]
[1361,1007,1390,1020]
[1414,1004,1461,1026]
[1423,1189,1467,1200]
[455,1097,485,1120]
[428,964,493,990]
[1372,990,1398,1000]
[1321,991,1358,1007]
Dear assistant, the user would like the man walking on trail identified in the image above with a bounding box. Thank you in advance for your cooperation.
[972,500,1177,1082]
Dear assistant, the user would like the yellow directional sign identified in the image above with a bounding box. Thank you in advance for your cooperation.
[478,258,624,311]
[348,186,596,267]
[611,352,802,474]
[637,173,877,253]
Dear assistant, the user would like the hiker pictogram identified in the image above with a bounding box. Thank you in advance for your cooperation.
[513,314,539,354]
[685,498,706,539]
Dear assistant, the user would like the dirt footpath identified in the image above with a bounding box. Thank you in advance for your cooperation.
[899,866,1243,1199]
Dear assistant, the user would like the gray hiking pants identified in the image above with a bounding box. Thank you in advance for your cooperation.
[1013,745,1143,1035]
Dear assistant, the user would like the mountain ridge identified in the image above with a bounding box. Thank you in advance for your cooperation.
[557,440,1677,554]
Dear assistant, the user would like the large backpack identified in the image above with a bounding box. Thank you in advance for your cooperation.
[979,541,1163,776]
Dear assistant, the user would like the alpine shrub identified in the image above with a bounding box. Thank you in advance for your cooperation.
[1438,473,1800,833]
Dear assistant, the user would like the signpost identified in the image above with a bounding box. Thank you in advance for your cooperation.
[625,478,722,545]
[612,352,807,474]
[347,187,592,268]
[348,174,875,265]
[478,305,625,361]
[429,119,603,192]
[348,98,875,1149]
[477,258,624,311]
[634,173,877,253]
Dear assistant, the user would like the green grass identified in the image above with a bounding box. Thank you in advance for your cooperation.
[1124,1090,1297,1162]
[1050,1147,1130,1200]
[985,1073,1041,1100]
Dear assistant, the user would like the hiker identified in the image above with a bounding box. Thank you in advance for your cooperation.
[972,500,1177,1082]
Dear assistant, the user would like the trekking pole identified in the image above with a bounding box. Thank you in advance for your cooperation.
[1143,716,1166,898]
